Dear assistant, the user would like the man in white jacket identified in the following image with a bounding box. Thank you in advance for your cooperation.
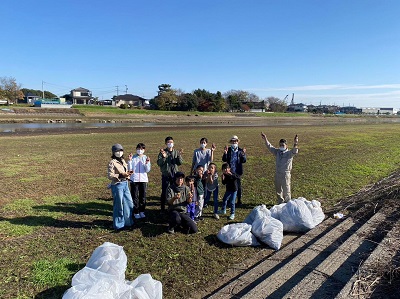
[261,132,299,203]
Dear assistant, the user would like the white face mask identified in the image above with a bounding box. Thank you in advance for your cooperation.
[167,143,174,149]
[279,147,286,151]
[231,144,238,150]
[137,149,144,155]
[200,143,206,149]
[114,151,123,158]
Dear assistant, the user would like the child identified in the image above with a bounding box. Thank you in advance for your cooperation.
[191,137,216,174]
[193,165,205,221]
[204,163,220,219]
[128,143,151,219]
[185,176,196,220]
[219,162,240,220]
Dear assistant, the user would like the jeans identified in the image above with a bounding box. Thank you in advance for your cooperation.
[130,181,147,214]
[111,181,134,230]
[237,177,242,204]
[204,186,219,214]
[221,190,237,216]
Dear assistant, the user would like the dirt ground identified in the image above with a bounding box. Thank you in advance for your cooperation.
[1,109,399,298]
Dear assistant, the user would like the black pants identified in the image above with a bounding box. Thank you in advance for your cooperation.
[168,210,198,234]
[160,175,172,211]
[130,181,147,214]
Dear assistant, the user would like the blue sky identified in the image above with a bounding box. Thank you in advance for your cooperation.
[1,0,399,107]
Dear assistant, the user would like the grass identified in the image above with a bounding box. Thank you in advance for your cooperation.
[0,122,400,298]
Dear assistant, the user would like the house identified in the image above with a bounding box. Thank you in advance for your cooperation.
[361,107,380,115]
[379,107,398,115]
[287,103,308,112]
[70,87,94,105]
[112,94,147,108]
[18,92,41,104]
[243,100,267,112]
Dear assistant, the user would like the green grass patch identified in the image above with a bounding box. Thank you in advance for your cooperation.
[30,258,77,287]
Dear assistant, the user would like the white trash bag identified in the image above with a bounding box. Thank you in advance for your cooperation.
[62,242,163,299]
[251,216,283,250]
[270,203,286,220]
[280,198,315,232]
[127,274,163,299]
[244,204,271,225]
[304,199,325,226]
[217,223,260,247]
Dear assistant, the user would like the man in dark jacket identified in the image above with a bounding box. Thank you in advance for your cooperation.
[222,135,246,206]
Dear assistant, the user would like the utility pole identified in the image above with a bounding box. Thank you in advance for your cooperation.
[125,85,128,94]
[115,86,119,96]
[42,81,45,99]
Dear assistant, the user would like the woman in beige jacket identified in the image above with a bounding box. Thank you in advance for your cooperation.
[108,143,134,231]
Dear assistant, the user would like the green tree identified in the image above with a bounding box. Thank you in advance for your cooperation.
[0,77,23,104]
[177,93,198,111]
[20,88,57,98]
[153,84,178,110]
[223,90,258,112]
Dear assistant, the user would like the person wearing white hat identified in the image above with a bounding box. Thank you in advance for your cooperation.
[222,135,247,206]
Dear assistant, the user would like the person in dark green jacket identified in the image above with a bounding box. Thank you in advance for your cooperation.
[157,136,184,212]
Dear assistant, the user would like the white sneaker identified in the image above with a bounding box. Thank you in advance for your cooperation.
[139,212,146,218]
[213,213,220,220]
[134,214,141,219]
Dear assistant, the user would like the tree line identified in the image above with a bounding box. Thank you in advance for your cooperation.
[0,77,288,112]
[149,84,288,112]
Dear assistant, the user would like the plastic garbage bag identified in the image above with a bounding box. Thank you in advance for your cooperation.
[127,274,163,299]
[251,216,283,250]
[270,203,286,220]
[62,242,163,299]
[304,199,325,226]
[280,198,315,232]
[63,277,133,299]
[217,223,260,247]
[243,204,271,225]
[85,242,127,280]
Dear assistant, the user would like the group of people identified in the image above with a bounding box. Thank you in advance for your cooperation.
[107,132,299,233]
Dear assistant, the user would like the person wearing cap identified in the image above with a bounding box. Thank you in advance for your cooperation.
[157,136,184,212]
[107,143,134,231]
[166,172,198,234]
[222,135,247,206]
[260,132,299,203]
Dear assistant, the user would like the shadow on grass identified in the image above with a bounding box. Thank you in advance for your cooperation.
[33,201,111,217]
[35,285,69,299]
[4,215,112,230]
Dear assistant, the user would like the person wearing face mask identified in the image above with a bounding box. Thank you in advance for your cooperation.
[222,135,247,206]
[260,132,299,204]
[107,143,134,231]
[157,136,184,212]
[127,143,151,220]
[191,137,215,174]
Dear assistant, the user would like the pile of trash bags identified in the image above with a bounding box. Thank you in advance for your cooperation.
[217,197,325,250]
[63,242,162,299]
